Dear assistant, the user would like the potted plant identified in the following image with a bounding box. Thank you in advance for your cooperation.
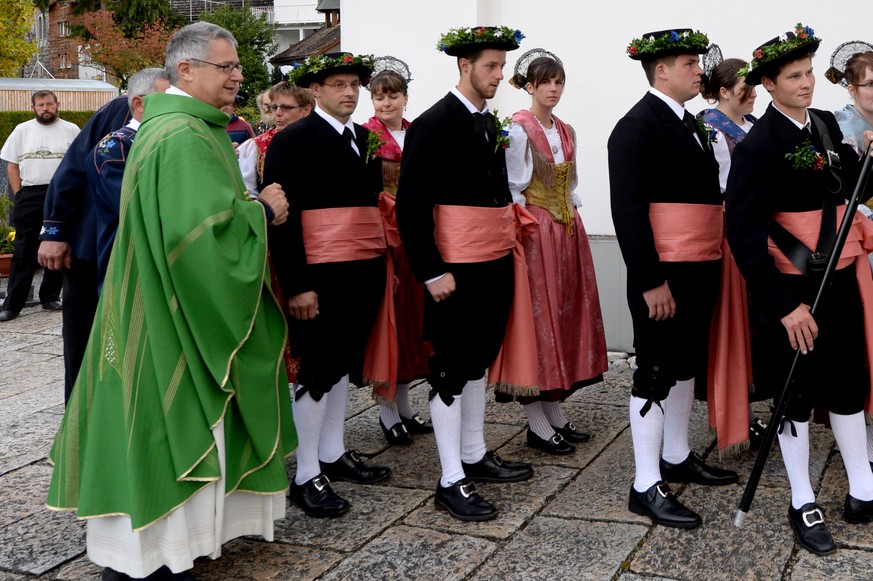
[0,193,14,278]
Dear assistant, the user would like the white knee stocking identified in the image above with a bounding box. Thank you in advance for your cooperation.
[662,379,693,464]
[460,376,488,464]
[430,394,464,487]
[630,395,664,492]
[777,420,815,509]
[830,411,873,501]
[317,375,349,464]
[292,385,327,485]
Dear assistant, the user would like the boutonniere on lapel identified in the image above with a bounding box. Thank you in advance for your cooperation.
[695,117,718,150]
[785,138,827,171]
[365,129,386,164]
[493,110,511,152]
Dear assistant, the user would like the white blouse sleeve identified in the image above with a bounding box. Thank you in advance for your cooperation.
[506,123,531,206]
[569,130,582,208]
[712,129,731,195]
[237,138,259,198]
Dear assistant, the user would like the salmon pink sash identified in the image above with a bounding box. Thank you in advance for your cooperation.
[768,207,873,415]
[649,203,724,262]
[301,203,398,392]
[434,204,541,397]
[707,210,753,453]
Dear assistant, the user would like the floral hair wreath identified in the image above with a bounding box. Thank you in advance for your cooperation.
[825,40,873,86]
[509,48,563,89]
[626,29,710,60]
[737,23,819,79]
[437,26,525,55]
[286,53,376,87]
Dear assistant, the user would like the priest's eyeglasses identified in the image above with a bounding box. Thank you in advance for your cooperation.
[321,80,362,91]
[269,104,302,112]
[190,58,243,74]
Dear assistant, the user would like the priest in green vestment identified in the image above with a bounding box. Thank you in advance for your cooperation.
[46,22,296,580]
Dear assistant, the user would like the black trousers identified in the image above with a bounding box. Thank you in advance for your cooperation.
[62,257,99,404]
[628,260,721,402]
[3,185,63,313]
[425,254,514,402]
[289,256,385,399]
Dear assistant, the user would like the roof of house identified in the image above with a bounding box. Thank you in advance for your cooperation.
[270,23,341,65]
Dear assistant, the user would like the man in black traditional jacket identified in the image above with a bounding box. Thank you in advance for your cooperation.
[726,25,873,555]
[396,26,534,522]
[265,53,390,518]
[608,28,739,530]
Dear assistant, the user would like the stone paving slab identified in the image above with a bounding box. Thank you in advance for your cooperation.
[0,311,63,335]
[0,463,52,528]
[618,574,683,581]
[54,556,102,581]
[474,516,649,580]
[194,538,345,580]
[274,484,431,551]
[629,486,793,581]
[402,465,577,541]
[0,412,61,476]
[816,453,873,550]
[0,508,85,575]
[0,357,64,398]
[0,351,56,376]
[788,548,873,581]
[320,525,498,581]
[19,336,64,357]
[0,331,55,356]
[0,383,64,425]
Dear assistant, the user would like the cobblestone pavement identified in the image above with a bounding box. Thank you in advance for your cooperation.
[2,300,873,580]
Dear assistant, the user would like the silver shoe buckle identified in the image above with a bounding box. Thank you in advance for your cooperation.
[459,482,477,499]
[349,450,362,463]
[313,475,330,492]
[802,508,825,527]
[655,483,671,498]
[550,433,565,445]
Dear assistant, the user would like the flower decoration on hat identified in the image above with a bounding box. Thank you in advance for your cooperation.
[738,23,820,80]
[437,26,524,56]
[626,29,710,60]
[824,40,873,86]
[286,52,375,87]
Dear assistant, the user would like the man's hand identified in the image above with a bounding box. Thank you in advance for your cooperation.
[258,183,289,226]
[287,291,318,320]
[38,241,71,270]
[642,281,676,321]
[426,273,456,302]
[781,303,818,354]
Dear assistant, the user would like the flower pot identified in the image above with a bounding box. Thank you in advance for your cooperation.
[0,253,11,278]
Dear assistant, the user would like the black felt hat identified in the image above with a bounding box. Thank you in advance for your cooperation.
[741,24,821,86]
[626,29,710,61]
[287,52,375,88]
[437,26,524,58]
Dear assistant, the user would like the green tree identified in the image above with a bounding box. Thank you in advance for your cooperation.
[199,5,277,100]
[2,0,37,76]
[110,0,183,37]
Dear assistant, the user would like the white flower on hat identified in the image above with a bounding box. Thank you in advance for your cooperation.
[779,33,788,42]
[682,31,689,37]
[648,35,655,42]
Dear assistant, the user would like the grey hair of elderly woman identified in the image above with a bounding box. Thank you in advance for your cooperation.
[126,68,170,108]
[164,22,237,83]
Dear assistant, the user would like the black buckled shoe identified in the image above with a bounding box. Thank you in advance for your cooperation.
[749,418,768,451]
[789,502,836,555]
[660,452,739,486]
[42,300,62,311]
[380,418,413,446]
[628,481,702,529]
[0,310,18,322]
[462,451,533,483]
[844,494,873,524]
[434,478,497,521]
[401,413,434,434]
[526,428,576,455]
[320,450,391,484]
[553,421,591,443]
[290,474,350,518]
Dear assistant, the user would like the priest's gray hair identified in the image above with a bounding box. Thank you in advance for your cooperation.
[127,68,169,108]
[165,22,238,82]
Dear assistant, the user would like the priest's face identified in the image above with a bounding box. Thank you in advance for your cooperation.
[186,39,243,109]
[311,73,360,123]
[468,49,506,100]
[763,57,815,114]
[660,54,703,103]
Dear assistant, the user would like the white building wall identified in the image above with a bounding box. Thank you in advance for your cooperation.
[342,0,872,351]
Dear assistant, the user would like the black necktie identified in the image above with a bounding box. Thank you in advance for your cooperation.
[473,112,496,141]
[343,127,358,155]
[683,112,697,135]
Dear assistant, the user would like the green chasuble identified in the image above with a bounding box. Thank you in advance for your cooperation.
[47,93,297,530]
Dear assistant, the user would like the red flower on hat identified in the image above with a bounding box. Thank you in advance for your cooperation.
[477,27,485,37]
[342,54,353,63]
[628,45,637,56]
